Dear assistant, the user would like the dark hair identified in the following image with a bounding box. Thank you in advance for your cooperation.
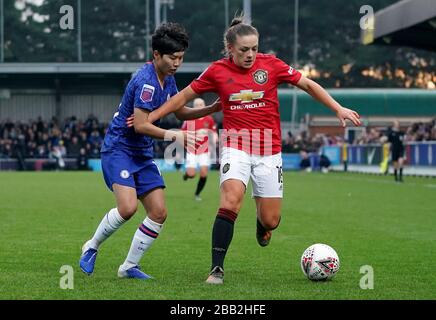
[223,16,259,55]
[152,22,189,55]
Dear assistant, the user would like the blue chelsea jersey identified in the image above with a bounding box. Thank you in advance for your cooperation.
[101,62,178,158]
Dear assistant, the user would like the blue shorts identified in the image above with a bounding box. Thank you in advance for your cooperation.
[101,149,165,197]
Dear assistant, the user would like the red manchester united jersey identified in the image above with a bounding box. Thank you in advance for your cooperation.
[190,53,302,155]
[181,115,217,154]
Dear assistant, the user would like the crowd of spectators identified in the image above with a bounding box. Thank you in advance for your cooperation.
[282,118,436,152]
[1,115,435,167]
[0,115,104,161]
[282,130,345,153]
[352,118,436,145]
[282,118,436,172]
[0,114,182,164]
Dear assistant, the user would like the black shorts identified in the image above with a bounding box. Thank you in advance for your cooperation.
[392,147,404,161]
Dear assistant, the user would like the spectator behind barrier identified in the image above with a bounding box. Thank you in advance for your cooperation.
[299,150,311,172]
[1,117,436,165]
[77,147,90,170]
[319,153,331,173]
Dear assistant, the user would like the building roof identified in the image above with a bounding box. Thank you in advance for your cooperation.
[361,0,436,51]
[0,62,209,74]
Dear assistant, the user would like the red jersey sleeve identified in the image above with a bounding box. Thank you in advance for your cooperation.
[273,57,302,85]
[190,65,217,95]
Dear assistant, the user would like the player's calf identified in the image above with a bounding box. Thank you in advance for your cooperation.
[256,216,281,247]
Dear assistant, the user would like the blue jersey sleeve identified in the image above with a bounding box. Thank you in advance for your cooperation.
[134,81,156,112]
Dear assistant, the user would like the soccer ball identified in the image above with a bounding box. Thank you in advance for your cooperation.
[300,243,340,281]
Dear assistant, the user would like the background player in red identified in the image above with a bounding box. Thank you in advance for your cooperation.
[181,98,218,201]
[148,16,361,284]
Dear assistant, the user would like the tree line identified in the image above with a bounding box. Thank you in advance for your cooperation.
[3,0,434,88]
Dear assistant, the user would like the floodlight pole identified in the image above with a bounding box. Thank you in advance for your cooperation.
[291,0,299,131]
[161,0,174,23]
[0,0,3,63]
[224,0,229,27]
[155,0,161,28]
[145,0,150,61]
[243,0,251,25]
[77,0,82,62]
[162,3,167,22]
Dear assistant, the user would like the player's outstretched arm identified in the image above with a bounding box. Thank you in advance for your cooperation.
[148,86,198,123]
[133,107,184,142]
[174,99,222,120]
[296,76,361,127]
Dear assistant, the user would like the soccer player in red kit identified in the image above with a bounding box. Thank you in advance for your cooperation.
[148,16,361,284]
[181,97,218,201]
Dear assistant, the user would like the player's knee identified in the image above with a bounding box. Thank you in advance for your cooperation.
[222,195,243,213]
[149,207,167,224]
[186,168,196,178]
[199,169,208,178]
[118,204,137,220]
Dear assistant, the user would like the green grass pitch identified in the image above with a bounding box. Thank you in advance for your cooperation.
[0,170,435,300]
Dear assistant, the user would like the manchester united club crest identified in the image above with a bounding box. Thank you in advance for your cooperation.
[253,69,268,85]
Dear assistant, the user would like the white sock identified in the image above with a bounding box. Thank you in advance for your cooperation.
[87,208,126,250]
[120,217,163,271]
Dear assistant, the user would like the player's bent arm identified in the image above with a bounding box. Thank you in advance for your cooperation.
[133,107,181,141]
[149,86,198,123]
[295,76,341,113]
[295,76,361,127]
[175,99,221,120]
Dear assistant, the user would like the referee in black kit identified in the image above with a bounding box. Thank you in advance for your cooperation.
[388,120,405,182]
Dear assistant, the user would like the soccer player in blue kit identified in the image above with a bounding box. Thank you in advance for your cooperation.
[79,23,220,279]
